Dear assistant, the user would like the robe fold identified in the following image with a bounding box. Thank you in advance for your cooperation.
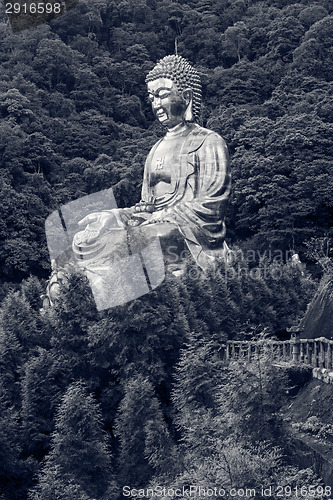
[140,123,231,267]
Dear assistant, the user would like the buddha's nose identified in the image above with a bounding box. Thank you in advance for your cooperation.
[152,96,162,109]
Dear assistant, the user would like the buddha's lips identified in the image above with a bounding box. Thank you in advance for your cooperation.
[156,110,167,119]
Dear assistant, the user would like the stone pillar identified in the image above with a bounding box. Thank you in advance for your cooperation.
[314,341,319,367]
[299,341,305,364]
[319,339,325,368]
[326,340,332,370]
[309,341,315,367]
[290,333,299,364]
[247,343,252,362]
[221,344,226,362]
[304,342,310,365]
[254,343,259,361]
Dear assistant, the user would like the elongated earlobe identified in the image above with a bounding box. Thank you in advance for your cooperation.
[183,89,193,122]
[184,102,193,121]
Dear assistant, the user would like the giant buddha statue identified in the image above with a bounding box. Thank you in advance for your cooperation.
[44,55,231,309]
[72,55,231,270]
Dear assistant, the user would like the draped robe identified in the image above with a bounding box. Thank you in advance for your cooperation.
[138,123,231,268]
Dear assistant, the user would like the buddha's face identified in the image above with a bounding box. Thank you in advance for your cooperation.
[147,78,188,129]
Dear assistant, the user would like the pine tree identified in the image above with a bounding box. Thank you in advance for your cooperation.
[48,271,98,381]
[20,276,45,313]
[166,332,289,495]
[114,374,176,488]
[87,272,189,420]
[28,464,92,500]
[172,329,224,416]
[216,337,289,445]
[0,286,44,408]
[261,259,316,333]
[182,260,219,335]
[171,326,225,465]
[20,348,66,460]
[208,258,240,340]
[0,382,22,499]
[30,381,116,500]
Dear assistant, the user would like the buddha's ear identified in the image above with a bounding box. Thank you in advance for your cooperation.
[183,88,193,122]
[182,88,192,104]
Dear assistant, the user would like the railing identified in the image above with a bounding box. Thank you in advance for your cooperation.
[221,337,333,370]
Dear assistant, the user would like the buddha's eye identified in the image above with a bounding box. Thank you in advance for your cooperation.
[147,91,170,103]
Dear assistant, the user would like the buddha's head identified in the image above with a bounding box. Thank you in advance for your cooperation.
[146,55,201,129]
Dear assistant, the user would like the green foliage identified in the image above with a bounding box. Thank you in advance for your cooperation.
[156,333,319,499]
[172,329,224,417]
[195,249,316,338]
[20,349,65,459]
[292,416,333,443]
[0,385,22,498]
[216,348,289,444]
[281,363,313,393]
[0,0,331,288]
[114,374,175,488]
[28,465,93,500]
[30,381,116,500]
[156,440,285,498]
[0,285,48,407]
[0,0,331,495]
[47,272,98,381]
[0,259,323,497]
[293,16,333,82]
[219,103,333,251]
[88,275,188,387]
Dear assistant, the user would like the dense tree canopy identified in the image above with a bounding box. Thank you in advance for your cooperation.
[0,0,332,497]
[0,254,319,498]
[0,0,331,285]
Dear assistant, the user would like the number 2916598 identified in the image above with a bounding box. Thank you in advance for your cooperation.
[276,485,332,497]
[5,3,62,14]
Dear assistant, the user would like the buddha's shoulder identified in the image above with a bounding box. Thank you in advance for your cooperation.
[187,124,226,149]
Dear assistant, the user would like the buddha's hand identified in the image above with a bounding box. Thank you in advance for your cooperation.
[127,212,152,226]
[76,210,125,245]
[140,209,170,225]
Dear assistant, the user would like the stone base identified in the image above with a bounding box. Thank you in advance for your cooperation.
[313,368,333,384]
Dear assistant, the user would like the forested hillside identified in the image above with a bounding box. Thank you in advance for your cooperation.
[0,0,332,287]
[0,261,320,498]
[0,0,332,498]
